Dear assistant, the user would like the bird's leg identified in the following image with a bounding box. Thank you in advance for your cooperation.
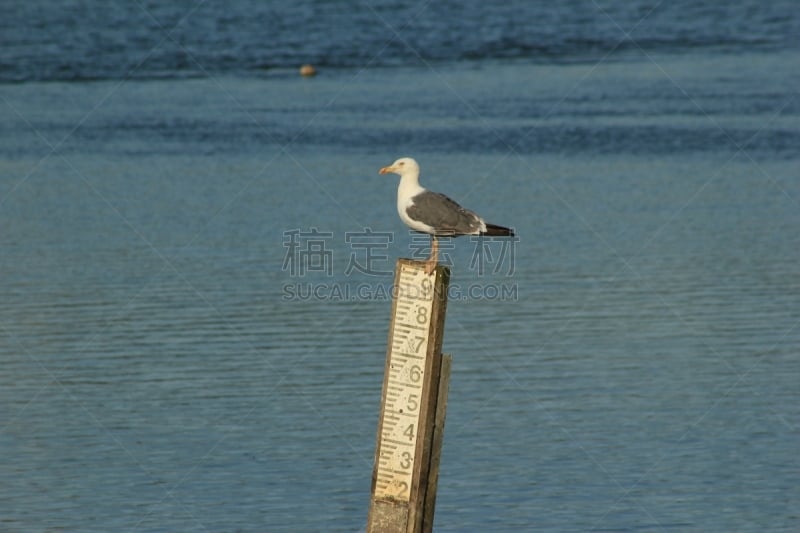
[425,235,438,275]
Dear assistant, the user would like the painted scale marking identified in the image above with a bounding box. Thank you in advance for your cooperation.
[374,265,436,501]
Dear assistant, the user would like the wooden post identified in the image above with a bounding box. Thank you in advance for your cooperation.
[422,353,451,532]
[367,259,451,533]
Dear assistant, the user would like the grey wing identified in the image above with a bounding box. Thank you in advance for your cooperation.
[406,191,484,235]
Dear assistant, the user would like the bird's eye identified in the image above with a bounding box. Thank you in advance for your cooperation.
[398,161,404,166]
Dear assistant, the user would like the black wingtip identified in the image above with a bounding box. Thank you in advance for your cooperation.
[483,224,515,237]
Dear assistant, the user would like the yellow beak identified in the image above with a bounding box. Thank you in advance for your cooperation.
[379,165,394,175]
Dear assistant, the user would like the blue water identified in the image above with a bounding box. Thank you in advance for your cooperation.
[1,1,799,531]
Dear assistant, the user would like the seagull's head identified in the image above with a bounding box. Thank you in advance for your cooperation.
[379,157,419,178]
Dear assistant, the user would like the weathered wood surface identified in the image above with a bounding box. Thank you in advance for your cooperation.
[367,259,450,533]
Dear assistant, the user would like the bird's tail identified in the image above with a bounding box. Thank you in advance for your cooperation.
[482,224,515,237]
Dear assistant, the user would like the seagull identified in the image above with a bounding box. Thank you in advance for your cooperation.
[379,157,515,275]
